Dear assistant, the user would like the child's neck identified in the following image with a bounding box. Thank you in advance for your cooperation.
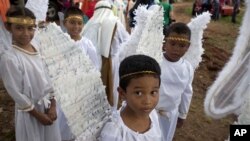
[13,42,36,53]
[71,35,81,41]
[121,108,151,133]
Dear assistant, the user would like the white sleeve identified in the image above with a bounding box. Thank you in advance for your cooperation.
[0,55,34,111]
[178,67,194,119]
[85,39,102,70]
[99,121,121,141]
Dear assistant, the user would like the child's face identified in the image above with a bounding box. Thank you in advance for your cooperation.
[119,75,160,117]
[163,33,190,62]
[64,16,83,39]
[9,24,35,46]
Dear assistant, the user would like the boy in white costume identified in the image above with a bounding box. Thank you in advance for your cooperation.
[82,0,129,107]
[156,22,194,141]
[64,7,100,70]
[99,55,163,141]
[0,6,61,141]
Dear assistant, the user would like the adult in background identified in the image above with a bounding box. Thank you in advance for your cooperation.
[82,0,129,108]
[231,0,240,23]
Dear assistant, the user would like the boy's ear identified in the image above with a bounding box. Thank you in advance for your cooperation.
[117,87,126,100]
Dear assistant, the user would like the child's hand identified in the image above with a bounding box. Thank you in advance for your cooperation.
[177,118,184,128]
[37,113,53,125]
[29,108,53,125]
[47,106,57,121]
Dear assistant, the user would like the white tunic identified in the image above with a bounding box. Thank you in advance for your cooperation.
[76,37,100,70]
[0,46,61,141]
[156,57,194,141]
[99,109,163,141]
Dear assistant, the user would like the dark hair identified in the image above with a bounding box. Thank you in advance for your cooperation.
[6,6,35,19]
[129,0,155,27]
[64,7,83,19]
[163,22,191,40]
[5,6,36,26]
[119,55,161,91]
[10,0,28,5]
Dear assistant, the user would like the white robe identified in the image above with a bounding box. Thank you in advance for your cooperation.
[84,20,129,108]
[0,46,61,141]
[99,109,163,141]
[110,21,129,107]
[156,57,194,141]
[76,37,100,70]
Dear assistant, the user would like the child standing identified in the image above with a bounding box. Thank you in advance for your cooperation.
[99,54,163,141]
[0,6,61,141]
[64,7,100,70]
[156,22,194,141]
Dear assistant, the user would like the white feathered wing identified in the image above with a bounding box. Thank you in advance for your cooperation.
[204,0,250,120]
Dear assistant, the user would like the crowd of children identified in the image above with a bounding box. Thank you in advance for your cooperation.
[0,0,196,141]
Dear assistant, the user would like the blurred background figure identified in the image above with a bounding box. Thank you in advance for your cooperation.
[231,0,240,23]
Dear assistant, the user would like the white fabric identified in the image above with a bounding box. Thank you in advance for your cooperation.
[82,0,129,109]
[99,109,163,141]
[82,1,119,58]
[204,0,250,119]
[113,0,127,27]
[0,18,11,52]
[34,23,111,140]
[0,45,61,141]
[120,5,163,63]
[25,0,49,22]
[76,37,101,70]
[185,11,211,70]
[156,57,194,141]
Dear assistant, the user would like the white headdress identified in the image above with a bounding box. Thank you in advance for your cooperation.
[82,0,118,58]
[204,0,250,121]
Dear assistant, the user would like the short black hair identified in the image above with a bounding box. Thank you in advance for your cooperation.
[163,22,191,40]
[6,6,35,19]
[64,7,83,19]
[119,55,161,91]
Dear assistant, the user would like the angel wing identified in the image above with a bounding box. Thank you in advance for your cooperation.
[136,5,164,63]
[33,23,111,140]
[0,18,12,52]
[121,5,164,63]
[25,0,49,22]
[204,0,250,119]
[184,11,211,70]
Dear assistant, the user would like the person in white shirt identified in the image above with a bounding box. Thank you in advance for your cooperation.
[156,22,194,141]
[82,0,129,108]
[64,7,100,70]
[99,54,163,141]
[0,6,61,141]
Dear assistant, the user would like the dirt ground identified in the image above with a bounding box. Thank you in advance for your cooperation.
[0,1,242,141]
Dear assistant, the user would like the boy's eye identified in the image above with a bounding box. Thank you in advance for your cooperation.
[15,26,24,30]
[135,91,142,96]
[77,21,83,25]
[151,90,159,96]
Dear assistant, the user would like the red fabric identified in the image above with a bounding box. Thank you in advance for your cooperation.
[81,0,97,18]
[0,0,10,22]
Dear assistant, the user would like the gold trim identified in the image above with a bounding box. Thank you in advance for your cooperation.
[120,71,156,79]
[166,37,190,43]
[7,17,36,25]
[65,15,83,21]
[13,45,38,55]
